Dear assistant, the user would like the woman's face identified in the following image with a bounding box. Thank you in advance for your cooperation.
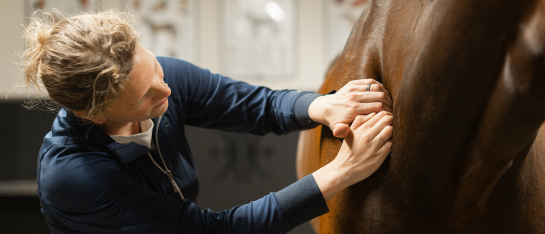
[101,43,171,124]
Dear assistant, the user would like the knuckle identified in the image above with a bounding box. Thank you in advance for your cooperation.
[349,104,359,111]
[355,115,365,122]
[376,111,388,118]
[362,135,373,142]
[384,126,393,135]
[385,142,393,148]
[375,102,384,110]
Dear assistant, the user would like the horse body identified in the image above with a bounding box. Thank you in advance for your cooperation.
[297,0,545,232]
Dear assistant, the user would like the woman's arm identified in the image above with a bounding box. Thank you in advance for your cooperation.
[159,56,316,135]
[159,57,392,136]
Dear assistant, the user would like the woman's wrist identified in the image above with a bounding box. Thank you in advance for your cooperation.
[308,95,328,125]
[312,160,350,202]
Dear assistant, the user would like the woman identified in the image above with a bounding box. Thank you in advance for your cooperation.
[23,9,393,233]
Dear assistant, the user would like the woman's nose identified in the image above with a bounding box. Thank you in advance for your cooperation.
[151,79,171,101]
[159,79,171,97]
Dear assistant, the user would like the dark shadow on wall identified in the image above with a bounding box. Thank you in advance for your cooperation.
[0,101,58,180]
[0,100,56,233]
[0,197,50,234]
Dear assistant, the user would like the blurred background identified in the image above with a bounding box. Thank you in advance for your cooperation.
[0,0,368,233]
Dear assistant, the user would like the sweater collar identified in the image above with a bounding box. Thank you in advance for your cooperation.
[52,109,154,165]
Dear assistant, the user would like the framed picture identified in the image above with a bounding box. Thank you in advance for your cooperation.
[26,0,100,17]
[323,0,368,65]
[123,0,200,63]
[219,0,297,82]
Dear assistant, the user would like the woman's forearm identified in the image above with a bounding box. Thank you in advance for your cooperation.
[312,162,350,202]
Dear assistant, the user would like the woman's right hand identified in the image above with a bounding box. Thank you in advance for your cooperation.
[313,111,393,202]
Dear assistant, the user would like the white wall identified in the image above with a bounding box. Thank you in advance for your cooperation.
[0,0,328,100]
[0,0,26,99]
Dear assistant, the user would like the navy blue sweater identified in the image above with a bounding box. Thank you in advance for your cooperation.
[37,57,328,233]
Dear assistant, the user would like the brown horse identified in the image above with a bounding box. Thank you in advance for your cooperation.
[297,0,545,233]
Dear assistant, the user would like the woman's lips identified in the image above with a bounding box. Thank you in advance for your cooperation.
[154,97,167,108]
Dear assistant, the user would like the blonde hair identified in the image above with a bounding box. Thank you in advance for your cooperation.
[21,9,140,121]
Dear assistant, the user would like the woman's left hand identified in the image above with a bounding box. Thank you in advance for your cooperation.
[308,79,392,138]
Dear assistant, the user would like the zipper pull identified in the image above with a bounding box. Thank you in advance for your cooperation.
[167,170,185,200]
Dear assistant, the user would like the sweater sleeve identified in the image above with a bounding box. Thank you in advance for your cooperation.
[39,150,328,233]
[293,93,322,129]
[157,56,319,135]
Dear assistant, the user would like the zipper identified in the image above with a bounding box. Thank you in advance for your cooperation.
[148,115,185,200]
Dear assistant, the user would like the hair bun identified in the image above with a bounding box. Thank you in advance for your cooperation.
[20,9,140,122]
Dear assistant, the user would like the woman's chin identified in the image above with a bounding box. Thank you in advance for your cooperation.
[154,100,169,117]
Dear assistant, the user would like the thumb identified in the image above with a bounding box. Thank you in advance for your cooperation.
[332,123,350,138]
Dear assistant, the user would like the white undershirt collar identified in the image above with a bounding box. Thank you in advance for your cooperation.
[109,119,154,148]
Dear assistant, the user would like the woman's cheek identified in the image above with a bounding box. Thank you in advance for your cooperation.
[136,102,152,116]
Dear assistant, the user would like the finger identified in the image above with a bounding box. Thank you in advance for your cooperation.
[354,102,393,114]
[369,114,393,137]
[370,83,392,99]
[376,125,393,145]
[374,140,392,159]
[332,123,350,138]
[354,91,393,108]
[346,80,391,97]
[347,79,380,86]
[351,112,376,131]
[344,82,381,93]
[358,111,392,133]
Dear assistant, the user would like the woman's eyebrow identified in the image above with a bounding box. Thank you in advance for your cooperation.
[134,60,158,107]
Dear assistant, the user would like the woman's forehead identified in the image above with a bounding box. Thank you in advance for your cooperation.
[132,44,154,76]
[117,44,154,101]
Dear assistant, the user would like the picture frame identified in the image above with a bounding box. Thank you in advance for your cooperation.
[218,0,298,82]
[122,0,200,64]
